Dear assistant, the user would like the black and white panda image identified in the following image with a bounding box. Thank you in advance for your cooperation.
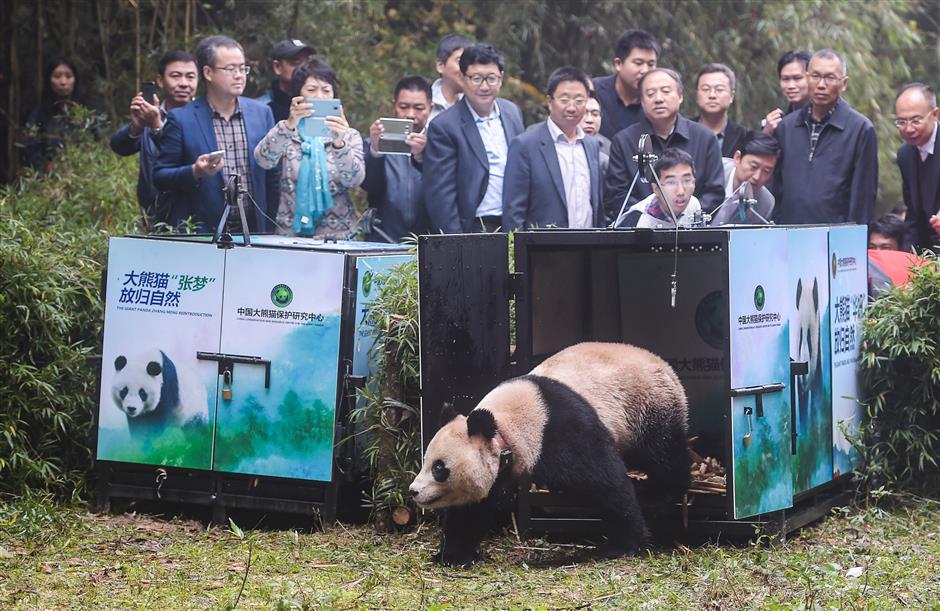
[110,349,208,434]
[410,342,690,566]
[795,276,821,421]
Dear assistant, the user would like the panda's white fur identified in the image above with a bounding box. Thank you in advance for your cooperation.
[110,349,207,429]
[411,342,690,564]
[795,276,821,395]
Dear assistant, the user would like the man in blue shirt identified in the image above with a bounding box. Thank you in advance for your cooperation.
[592,30,660,141]
[110,50,197,225]
[423,43,524,233]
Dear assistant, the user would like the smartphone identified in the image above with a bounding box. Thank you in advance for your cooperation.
[377,118,414,154]
[299,98,341,140]
[206,149,225,163]
[140,81,158,105]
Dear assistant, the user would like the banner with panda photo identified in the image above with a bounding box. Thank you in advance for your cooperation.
[97,238,225,470]
[787,227,833,494]
[828,225,867,477]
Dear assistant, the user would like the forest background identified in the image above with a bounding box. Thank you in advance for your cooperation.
[1,0,939,214]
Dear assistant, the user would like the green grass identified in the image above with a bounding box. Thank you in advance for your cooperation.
[1,498,938,609]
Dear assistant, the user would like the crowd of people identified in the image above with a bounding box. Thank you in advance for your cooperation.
[21,30,940,252]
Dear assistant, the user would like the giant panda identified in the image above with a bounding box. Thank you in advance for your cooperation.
[110,349,208,435]
[409,342,690,566]
[795,276,822,424]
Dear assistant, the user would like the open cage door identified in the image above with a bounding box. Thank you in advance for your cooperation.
[417,234,511,449]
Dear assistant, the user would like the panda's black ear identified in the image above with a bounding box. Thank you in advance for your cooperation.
[795,278,802,310]
[146,361,162,377]
[812,277,819,311]
[115,356,127,371]
[439,402,459,427]
[466,408,497,440]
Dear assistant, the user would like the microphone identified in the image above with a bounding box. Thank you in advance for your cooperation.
[632,134,658,183]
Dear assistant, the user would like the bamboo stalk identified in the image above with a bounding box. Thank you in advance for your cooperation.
[35,0,43,102]
[135,0,141,91]
[7,0,19,180]
[183,0,190,46]
[147,0,158,50]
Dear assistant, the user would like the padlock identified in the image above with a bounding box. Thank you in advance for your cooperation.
[222,369,233,401]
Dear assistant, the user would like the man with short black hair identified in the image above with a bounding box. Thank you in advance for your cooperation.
[868,214,904,250]
[154,35,277,232]
[423,43,524,233]
[111,50,197,223]
[605,67,724,221]
[710,131,779,226]
[762,50,811,135]
[430,33,473,122]
[894,82,940,252]
[621,147,703,228]
[592,30,660,140]
[256,39,316,122]
[362,75,433,242]
[503,67,603,231]
[772,49,878,225]
[692,63,747,158]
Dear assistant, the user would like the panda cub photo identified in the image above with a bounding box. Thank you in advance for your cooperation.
[109,349,208,436]
[410,342,691,566]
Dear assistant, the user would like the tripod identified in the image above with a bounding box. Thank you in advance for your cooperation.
[212,173,254,246]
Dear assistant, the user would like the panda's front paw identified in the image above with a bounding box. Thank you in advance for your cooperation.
[431,547,477,567]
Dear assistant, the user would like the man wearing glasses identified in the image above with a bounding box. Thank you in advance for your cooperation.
[604,67,724,222]
[154,35,277,232]
[894,82,940,252]
[423,43,524,233]
[502,67,603,231]
[771,49,878,225]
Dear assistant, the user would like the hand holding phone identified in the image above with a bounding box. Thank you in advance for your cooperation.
[299,98,341,140]
[140,81,158,105]
[376,118,414,154]
[193,150,225,179]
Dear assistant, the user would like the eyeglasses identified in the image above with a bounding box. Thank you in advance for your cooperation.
[894,115,927,128]
[807,73,844,85]
[660,177,696,190]
[698,86,730,95]
[213,64,251,76]
[553,96,588,108]
[466,74,501,87]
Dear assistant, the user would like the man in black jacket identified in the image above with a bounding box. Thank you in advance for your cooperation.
[894,82,939,252]
[604,67,724,221]
[771,49,878,225]
[256,39,315,122]
[362,76,433,242]
[692,63,747,158]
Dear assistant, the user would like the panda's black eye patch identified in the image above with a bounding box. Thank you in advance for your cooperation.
[146,361,162,377]
[119,386,129,399]
[115,356,127,371]
[431,459,450,482]
[139,389,148,402]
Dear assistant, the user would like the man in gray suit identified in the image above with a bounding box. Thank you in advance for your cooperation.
[503,67,603,231]
[711,131,779,226]
[423,43,525,233]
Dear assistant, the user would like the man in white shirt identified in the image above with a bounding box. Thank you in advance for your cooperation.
[621,148,703,229]
[895,82,940,251]
[503,66,604,231]
[429,34,472,123]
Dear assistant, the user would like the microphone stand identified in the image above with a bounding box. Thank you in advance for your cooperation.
[212,172,253,247]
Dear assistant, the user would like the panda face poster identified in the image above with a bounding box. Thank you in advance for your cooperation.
[787,228,833,494]
[97,238,344,482]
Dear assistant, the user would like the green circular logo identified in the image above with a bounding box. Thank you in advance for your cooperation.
[271,284,293,308]
[754,285,765,311]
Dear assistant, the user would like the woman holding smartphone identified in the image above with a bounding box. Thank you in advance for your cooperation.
[254,58,365,237]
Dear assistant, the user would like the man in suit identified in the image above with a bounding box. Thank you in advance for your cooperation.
[503,66,603,231]
[110,50,197,224]
[710,131,779,226]
[895,82,940,252]
[154,35,277,232]
[692,63,748,158]
[362,75,433,242]
[423,43,525,233]
[604,67,725,221]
